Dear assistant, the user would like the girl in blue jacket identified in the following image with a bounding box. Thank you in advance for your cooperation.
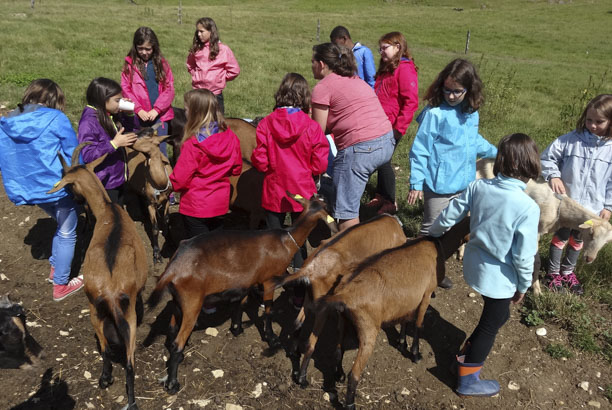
[0,79,83,301]
[430,133,541,397]
[407,58,497,288]
[540,94,612,294]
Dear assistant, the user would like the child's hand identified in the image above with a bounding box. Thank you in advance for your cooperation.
[137,110,149,122]
[147,109,159,121]
[406,190,423,205]
[511,291,525,304]
[600,209,611,221]
[112,127,138,148]
[548,177,566,195]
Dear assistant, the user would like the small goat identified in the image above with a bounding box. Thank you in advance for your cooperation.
[167,108,265,229]
[274,214,406,382]
[0,294,43,369]
[474,158,612,295]
[48,143,148,410]
[127,127,173,264]
[308,218,470,409]
[147,194,336,394]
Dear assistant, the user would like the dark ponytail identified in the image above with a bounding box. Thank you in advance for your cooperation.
[312,43,357,78]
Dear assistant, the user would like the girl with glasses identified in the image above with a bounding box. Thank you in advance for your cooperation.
[407,58,497,288]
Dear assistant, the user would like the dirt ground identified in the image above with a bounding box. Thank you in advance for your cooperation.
[0,182,610,410]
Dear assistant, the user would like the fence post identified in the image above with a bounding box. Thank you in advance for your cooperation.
[177,0,182,24]
[465,29,470,54]
[317,19,320,42]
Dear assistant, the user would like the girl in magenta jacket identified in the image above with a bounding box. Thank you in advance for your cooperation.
[251,73,329,306]
[121,26,175,156]
[368,31,419,214]
[186,17,240,115]
[169,89,242,238]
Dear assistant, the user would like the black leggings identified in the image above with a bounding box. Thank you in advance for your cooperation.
[375,134,402,203]
[465,295,511,364]
[183,214,222,239]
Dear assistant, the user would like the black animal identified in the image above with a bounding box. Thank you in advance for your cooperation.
[0,294,43,369]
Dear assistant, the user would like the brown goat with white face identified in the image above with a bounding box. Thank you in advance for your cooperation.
[309,218,470,409]
[48,143,148,410]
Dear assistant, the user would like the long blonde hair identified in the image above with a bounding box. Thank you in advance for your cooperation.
[182,89,226,145]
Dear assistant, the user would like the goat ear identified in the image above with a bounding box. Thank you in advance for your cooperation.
[86,153,109,173]
[47,179,68,194]
[286,191,307,206]
[578,219,595,230]
[155,134,173,144]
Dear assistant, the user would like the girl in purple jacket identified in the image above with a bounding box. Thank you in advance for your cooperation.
[77,77,138,205]
[121,26,175,157]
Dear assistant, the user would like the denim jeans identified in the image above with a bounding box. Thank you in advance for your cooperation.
[38,196,78,285]
[332,130,395,220]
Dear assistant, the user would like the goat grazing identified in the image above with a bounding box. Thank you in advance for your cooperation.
[307,218,470,409]
[127,127,173,264]
[0,294,43,369]
[274,214,406,382]
[48,143,148,410]
[147,194,336,394]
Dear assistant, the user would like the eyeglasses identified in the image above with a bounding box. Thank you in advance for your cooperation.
[378,44,395,53]
[442,87,467,97]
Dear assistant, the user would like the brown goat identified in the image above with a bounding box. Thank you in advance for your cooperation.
[48,143,148,410]
[127,127,173,264]
[273,214,406,382]
[146,194,336,394]
[308,218,470,409]
[0,294,43,369]
[167,109,265,228]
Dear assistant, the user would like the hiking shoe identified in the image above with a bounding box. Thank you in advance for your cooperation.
[47,266,55,284]
[439,276,453,289]
[545,273,564,293]
[365,193,384,208]
[377,199,397,215]
[562,272,584,295]
[53,276,84,301]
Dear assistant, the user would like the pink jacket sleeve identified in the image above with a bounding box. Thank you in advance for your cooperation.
[153,59,175,115]
[169,139,198,192]
[251,120,270,173]
[308,122,329,176]
[186,52,197,75]
[120,66,144,115]
[394,62,419,135]
[224,47,240,81]
[231,135,243,177]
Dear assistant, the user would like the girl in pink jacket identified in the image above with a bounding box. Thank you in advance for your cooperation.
[368,31,419,214]
[186,17,240,115]
[251,73,329,307]
[169,89,242,238]
[121,26,175,157]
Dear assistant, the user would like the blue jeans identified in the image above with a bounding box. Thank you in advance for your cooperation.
[332,131,395,220]
[38,196,78,285]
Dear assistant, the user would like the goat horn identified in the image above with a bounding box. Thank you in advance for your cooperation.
[71,142,92,167]
[57,151,69,172]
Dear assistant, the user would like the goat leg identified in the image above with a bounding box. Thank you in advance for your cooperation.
[334,314,346,383]
[99,348,114,388]
[345,324,377,410]
[148,204,162,264]
[296,308,328,387]
[410,294,432,363]
[230,299,244,337]
[125,360,137,409]
[398,321,408,353]
[165,343,184,394]
[262,281,280,348]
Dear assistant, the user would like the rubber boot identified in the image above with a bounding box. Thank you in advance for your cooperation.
[456,359,500,397]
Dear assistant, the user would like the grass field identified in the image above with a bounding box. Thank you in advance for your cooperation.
[0,0,611,360]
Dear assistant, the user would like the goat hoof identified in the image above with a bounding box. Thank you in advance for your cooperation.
[99,375,114,389]
[297,375,309,388]
[265,334,281,348]
[411,352,422,363]
[344,402,356,410]
[335,369,346,383]
[165,379,180,395]
[153,254,162,264]
[230,326,243,337]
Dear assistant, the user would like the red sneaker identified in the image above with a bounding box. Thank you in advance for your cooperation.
[365,193,384,208]
[377,199,397,215]
[53,276,84,301]
[47,266,55,284]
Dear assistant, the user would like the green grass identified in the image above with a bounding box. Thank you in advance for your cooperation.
[1,0,611,360]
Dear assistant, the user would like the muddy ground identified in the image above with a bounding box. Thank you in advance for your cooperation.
[0,181,609,410]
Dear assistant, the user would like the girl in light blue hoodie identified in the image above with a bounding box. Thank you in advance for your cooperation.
[429,133,541,397]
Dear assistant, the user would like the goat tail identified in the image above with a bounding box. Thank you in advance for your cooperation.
[315,295,347,318]
[146,267,175,309]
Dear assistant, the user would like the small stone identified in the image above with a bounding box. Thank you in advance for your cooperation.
[59,330,69,336]
[468,292,476,298]
[26,321,41,327]
[588,401,601,408]
[0,274,8,281]
[536,328,547,336]
[251,383,263,398]
[595,372,601,378]
[401,387,410,395]
[578,381,589,391]
[193,368,201,373]
[81,309,89,314]
[507,381,520,391]
[115,395,124,403]
[225,405,242,410]
[84,371,92,379]
[85,403,95,409]
[25,216,30,223]
[323,392,330,402]
[212,369,224,378]
[205,327,219,337]
[188,399,211,408]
